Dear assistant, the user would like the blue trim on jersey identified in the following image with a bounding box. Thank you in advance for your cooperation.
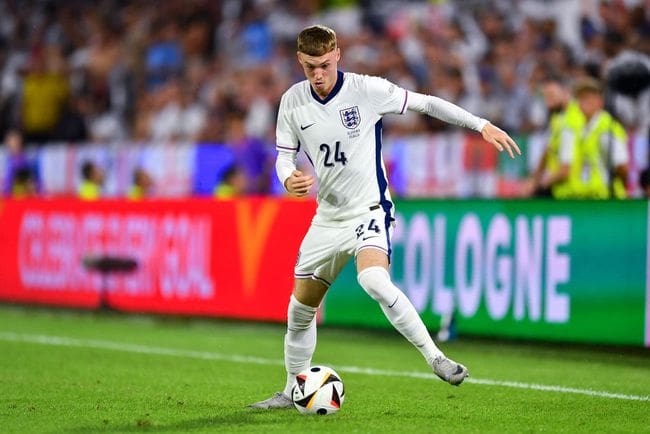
[298,140,315,167]
[276,144,298,150]
[383,211,392,260]
[313,274,332,287]
[310,71,344,105]
[305,152,314,167]
[374,119,393,257]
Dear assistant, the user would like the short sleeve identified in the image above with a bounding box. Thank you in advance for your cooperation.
[276,94,298,151]
[558,129,575,164]
[610,137,629,166]
[601,126,629,167]
[364,76,409,116]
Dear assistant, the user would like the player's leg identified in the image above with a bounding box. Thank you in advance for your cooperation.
[354,214,468,386]
[249,224,346,409]
[248,277,327,409]
[282,277,328,397]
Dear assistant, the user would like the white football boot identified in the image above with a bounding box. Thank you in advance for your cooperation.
[248,392,293,409]
[432,356,469,386]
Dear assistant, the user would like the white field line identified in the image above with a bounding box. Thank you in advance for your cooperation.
[1,332,649,403]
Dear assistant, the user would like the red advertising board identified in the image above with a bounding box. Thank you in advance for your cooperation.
[0,198,315,321]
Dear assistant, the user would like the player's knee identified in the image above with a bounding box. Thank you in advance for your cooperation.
[357,266,399,306]
[287,295,317,330]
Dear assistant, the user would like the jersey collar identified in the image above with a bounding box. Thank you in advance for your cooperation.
[310,70,344,105]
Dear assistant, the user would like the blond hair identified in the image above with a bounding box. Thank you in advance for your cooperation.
[297,25,337,56]
[574,77,602,97]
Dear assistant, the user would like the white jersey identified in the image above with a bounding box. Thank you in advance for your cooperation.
[276,71,408,223]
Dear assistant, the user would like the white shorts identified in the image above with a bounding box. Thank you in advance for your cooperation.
[294,207,394,287]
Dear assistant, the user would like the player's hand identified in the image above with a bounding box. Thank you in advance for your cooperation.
[481,122,521,159]
[284,170,314,197]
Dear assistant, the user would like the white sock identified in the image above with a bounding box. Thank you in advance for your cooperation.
[282,294,317,396]
[358,266,443,365]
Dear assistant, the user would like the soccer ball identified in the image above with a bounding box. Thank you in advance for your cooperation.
[291,365,345,415]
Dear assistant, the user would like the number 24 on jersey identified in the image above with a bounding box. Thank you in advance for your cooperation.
[319,141,347,167]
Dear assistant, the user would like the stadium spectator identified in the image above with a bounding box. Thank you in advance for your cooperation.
[148,80,207,142]
[53,95,90,143]
[223,112,273,195]
[496,62,536,134]
[86,94,129,143]
[78,160,104,200]
[527,76,585,198]
[640,167,650,198]
[0,0,647,197]
[19,48,70,145]
[146,18,184,91]
[3,129,39,197]
[10,166,37,198]
[214,164,247,199]
[574,77,629,199]
[127,167,154,200]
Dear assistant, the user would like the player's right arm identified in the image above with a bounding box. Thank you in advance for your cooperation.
[282,169,314,196]
[275,93,314,197]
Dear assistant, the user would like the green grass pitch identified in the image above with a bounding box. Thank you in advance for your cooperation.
[1,304,649,433]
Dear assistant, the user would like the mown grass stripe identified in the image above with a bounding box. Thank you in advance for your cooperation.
[2,331,648,402]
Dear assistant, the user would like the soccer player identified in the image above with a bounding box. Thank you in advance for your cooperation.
[249,25,520,409]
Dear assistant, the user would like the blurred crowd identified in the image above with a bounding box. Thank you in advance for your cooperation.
[1,0,650,198]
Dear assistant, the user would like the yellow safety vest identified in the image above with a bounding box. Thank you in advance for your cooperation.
[546,100,585,198]
[127,185,145,200]
[579,111,627,199]
[11,184,31,199]
[78,181,100,200]
[214,183,236,199]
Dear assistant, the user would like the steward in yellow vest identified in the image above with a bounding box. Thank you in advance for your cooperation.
[11,167,37,198]
[214,164,246,199]
[531,78,585,198]
[574,79,629,199]
[127,168,154,200]
[78,180,101,200]
[78,160,104,200]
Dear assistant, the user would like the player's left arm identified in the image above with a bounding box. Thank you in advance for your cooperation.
[364,76,520,158]
[407,92,521,159]
[478,122,521,159]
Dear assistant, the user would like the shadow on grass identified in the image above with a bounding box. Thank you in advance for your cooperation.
[65,408,300,433]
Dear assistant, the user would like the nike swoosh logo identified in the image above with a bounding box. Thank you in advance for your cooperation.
[300,123,315,130]
[362,236,379,241]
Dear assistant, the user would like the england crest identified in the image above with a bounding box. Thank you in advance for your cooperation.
[340,106,361,129]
